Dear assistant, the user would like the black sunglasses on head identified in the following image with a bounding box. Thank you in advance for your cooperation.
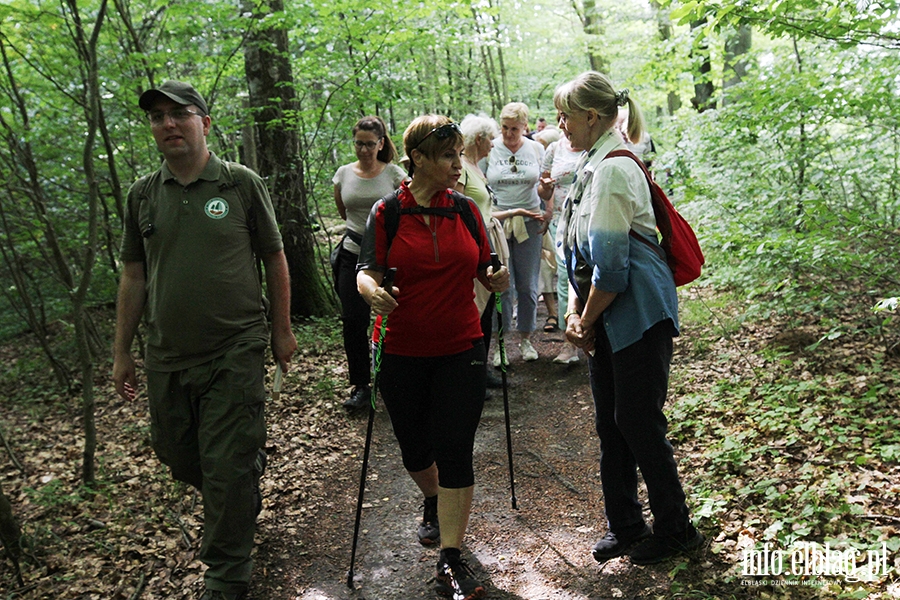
[412,122,462,151]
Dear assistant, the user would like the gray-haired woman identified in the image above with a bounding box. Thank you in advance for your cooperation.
[457,114,509,392]
[555,71,703,565]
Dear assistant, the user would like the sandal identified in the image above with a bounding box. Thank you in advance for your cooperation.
[544,316,559,332]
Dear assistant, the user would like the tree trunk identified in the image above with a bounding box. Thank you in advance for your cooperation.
[243,0,333,317]
[792,36,807,231]
[487,0,509,103]
[690,19,716,112]
[581,0,610,74]
[0,484,23,586]
[723,24,752,105]
[471,5,502,114]
[66,0,106,485]
[651,1,681,115]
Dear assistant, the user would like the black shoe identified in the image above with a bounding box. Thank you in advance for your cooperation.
[591,523,651,561]
[199,590,247,600]
[485,371,503,389]
[629,524,705,565]
[435,549,485,599]
[253,449,267,516]
[343,386,371,411]
[417,495,440,546]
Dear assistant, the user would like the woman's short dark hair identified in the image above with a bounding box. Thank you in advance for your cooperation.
[402,114,463,177]
[353,115,398,164]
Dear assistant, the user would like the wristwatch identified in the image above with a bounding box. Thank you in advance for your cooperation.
[563,309,580,322]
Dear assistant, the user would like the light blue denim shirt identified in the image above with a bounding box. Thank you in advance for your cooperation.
[558,131,679,353]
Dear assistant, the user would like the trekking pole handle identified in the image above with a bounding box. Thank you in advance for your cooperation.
[490,252,501,273]
[382,267,397,296]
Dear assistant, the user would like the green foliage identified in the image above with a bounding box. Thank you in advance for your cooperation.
[671,365,900,545]
[666,0,900,50]
[658,33,900,324]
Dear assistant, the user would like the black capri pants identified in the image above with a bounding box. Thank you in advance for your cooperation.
[377,340,487,489]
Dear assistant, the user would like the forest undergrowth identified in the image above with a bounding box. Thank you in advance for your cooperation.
[0,282,898,599]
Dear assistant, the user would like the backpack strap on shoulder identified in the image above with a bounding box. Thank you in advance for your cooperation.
[218,160,265,287]
[604,149,673,255]
[383,189,482,253]
[382,189,403,251]
[448,190,482,248]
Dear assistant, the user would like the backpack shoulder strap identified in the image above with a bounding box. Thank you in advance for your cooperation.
[219,160,265,284]
[382,189,403,251]
[384,189,482,252]
[448,190,482,248]
[604,149,673,253]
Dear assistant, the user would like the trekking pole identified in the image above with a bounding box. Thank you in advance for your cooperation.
[347,268,396,589]
[491,253,517,510]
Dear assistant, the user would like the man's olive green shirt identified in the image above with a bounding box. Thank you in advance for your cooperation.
[120,153,283,371]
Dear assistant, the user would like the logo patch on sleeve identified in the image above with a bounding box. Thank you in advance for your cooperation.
[205,198,229,219]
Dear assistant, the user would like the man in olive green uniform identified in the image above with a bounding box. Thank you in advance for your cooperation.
[113,81,297,600]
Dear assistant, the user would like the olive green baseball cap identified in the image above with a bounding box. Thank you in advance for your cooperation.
[139,80,208,115]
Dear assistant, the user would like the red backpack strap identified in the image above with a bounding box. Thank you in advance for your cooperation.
[604,149,673,259]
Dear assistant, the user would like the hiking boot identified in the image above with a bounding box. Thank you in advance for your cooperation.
[435,549,485,599]
[253,449,267,516]
[199,589,247,600]
[592,523,651,561]
[520,339,538,361]
[417,495,440,546]
[343,386,371,411]
[629,524,705,565]
[553,343,580,364]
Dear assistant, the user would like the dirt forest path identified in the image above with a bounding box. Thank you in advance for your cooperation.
[251,309,694,600]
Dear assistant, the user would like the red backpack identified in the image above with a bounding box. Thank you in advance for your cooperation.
[605,149,705,286]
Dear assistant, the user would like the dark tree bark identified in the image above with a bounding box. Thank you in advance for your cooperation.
[723,24,752,105]
[0,484,22,586]
[242,0,333,317]
[581,0,610,74]
[690,18,716,112]
[651,1,681,115]
[471,5,502,114]
[66,0,106,485]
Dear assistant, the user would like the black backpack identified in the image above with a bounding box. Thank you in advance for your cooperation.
[381,189,483,251]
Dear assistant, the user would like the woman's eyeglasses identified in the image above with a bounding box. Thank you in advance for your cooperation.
[508,155,518,173]
[354,139,381,150]
[412,122,462,151]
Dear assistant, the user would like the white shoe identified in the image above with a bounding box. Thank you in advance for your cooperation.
[520,339,538,361]
[492,349,508,368]
[553,343,580,364]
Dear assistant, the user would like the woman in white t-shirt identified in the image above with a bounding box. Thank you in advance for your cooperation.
[538,133,584,363]
[333,116,406,410]
[483,102,546,364]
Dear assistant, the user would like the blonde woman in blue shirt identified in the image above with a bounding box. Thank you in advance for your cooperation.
[555,72,703,565]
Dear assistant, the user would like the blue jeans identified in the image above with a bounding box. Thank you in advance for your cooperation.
[588,319,690,537]
[500,218,543,333]
[548,216,567,324]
